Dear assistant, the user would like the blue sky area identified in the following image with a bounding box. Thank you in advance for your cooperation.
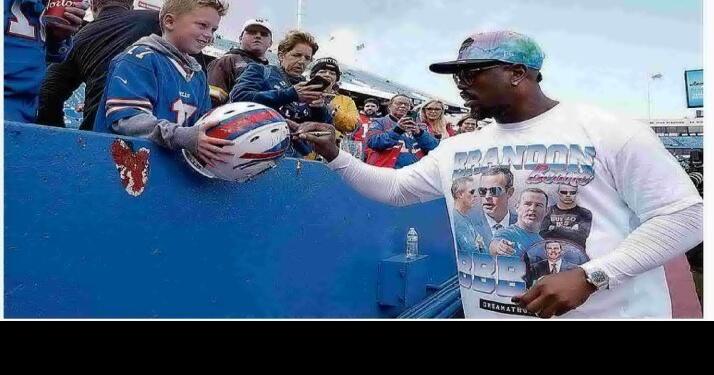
[207,0,703,119]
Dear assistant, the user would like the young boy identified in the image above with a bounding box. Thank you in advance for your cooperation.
[94,0,230,167]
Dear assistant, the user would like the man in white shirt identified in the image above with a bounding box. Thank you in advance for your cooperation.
[293,30,703,319]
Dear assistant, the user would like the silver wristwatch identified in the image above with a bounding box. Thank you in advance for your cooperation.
[580,265,609,291]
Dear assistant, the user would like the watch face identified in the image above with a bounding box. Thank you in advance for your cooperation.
[591,271,608,285]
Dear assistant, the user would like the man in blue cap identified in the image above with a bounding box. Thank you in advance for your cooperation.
[429,30,555,123]
[295,31,703,319]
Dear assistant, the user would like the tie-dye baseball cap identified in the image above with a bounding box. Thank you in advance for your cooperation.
[429,31,545,74]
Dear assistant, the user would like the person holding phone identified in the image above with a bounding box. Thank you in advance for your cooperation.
[230,30,331,157]
[307,58,359,151]
[362,94,438,169]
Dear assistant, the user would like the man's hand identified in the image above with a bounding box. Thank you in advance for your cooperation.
[196,119,235,168]
[47,2,88,41]
[293,122,339,162]
[512,268,597,319]
[294,82,324,104]
[397,117,417,133]
[489,239,516,256]
[286,119,301,133]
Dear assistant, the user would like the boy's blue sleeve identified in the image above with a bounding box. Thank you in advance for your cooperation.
[229,64,298,108]
[103,57,158,126]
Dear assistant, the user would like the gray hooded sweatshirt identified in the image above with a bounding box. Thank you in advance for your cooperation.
[112,34,204,153]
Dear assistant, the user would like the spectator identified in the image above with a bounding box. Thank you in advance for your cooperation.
[364,94,438,169]
[37,0,162,130]
[230,30,330,157]
[354,97,381,142]
[4,0,87,123]
[94,0,231,167]
[456,115,478,134]
[419,100,455,139]
[309,57,358,140]
[351,97,381,160]
[207,18,272,107]
[306,57,360,160]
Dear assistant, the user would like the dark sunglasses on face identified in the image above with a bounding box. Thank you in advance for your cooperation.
[478,186,505,197]
[452,63,509,86]
[560,190,577,196]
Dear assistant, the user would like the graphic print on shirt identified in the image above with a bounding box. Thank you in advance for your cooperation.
[451,143,595,316]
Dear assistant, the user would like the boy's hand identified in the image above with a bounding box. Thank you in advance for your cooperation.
[197,119,235,168]
[47,2,88,41]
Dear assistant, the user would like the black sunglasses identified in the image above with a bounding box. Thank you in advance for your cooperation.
[478,186,505,197]
[559,190,577,196]
[453,63,511,86]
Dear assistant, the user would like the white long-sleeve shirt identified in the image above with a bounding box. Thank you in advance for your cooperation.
[328,102,703,319]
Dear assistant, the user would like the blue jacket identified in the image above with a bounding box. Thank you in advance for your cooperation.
[4,0,73,122]
[365,115,439,169]
[229,63,332,157]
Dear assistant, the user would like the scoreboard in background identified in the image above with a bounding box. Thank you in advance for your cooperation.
[685,69,703,108]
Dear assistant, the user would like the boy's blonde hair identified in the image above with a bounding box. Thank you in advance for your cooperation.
[160,0,229,30]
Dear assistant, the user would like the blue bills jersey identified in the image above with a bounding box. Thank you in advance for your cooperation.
[94,44,211,133]
[4,0,71,122]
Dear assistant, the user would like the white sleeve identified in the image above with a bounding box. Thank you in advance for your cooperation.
[326,150,444,207]
[611,126,702,222]
[582,125,703,288]
[582,203,702,288]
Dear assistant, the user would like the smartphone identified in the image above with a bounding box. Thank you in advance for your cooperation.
[405,110,419,123]
[305,75,331,91]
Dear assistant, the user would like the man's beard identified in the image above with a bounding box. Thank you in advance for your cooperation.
[472,104,508,121]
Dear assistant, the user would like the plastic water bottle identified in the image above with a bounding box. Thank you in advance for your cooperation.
[406,228,419,259]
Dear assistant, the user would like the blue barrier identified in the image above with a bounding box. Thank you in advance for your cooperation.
[398,276,461,319]
[4,122,457,318]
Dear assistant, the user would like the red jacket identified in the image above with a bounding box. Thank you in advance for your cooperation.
[364,115,439,169]
[354,113,373,142]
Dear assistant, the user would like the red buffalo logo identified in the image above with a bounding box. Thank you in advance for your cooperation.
[111,139,150,197]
